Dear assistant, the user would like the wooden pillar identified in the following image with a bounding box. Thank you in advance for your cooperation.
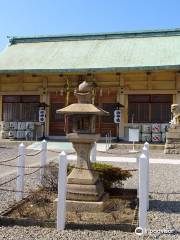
[119,93,125,138]
[173,94,177,104]
[176,93,180,105]
[147,72,152,90]
[0,95,2,122]
[175,72,180,105]
[117,75,125,138]
[124,94,128,124]
[46,92,50,137]
[40,77,49,137]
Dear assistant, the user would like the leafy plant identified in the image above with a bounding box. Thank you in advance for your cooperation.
[42,162,59,192]
[91,162,132,191]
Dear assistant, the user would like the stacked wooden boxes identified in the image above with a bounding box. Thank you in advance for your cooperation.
[141,123,168,143]
[0,122,35,140]
[152,123,161,143]
[141,124,152,142]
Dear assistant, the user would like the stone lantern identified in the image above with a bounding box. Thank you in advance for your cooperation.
[57,81,109,203]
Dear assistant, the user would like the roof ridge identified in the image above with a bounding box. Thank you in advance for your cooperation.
[9,28,180,44]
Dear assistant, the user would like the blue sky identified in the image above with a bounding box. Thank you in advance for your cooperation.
[0,0,180,52]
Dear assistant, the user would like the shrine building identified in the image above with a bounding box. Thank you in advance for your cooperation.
[0,29,180,141]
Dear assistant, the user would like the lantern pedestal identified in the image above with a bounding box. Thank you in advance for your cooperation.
[67,133,106,202]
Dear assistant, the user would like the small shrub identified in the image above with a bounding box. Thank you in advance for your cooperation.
[42,162,73,192]
[42,162,59,192]
[91,163,132,191]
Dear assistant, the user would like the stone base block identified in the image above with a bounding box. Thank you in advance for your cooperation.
[164,148,180,154]
[67,180,105,201]
[67,168,99,185]
[66,192,109,212]
[164,125,180,154]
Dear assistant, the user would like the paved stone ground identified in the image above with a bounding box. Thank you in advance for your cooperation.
[0,142,179,239]
[99,147,180,159]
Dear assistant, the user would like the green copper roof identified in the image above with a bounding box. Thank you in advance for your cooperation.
[1,28,180,73]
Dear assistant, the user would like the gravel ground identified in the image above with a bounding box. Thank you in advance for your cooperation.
[0,143,38,163]
[0,143,179,239]
[0,144,19,160]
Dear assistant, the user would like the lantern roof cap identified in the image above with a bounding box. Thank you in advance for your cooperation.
[57,103,109,115]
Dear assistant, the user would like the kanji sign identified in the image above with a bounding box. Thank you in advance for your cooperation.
[39,108,46,123]
[114,110,121,123]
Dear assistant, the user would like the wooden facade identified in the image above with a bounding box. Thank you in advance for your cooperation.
[0,70,178,138]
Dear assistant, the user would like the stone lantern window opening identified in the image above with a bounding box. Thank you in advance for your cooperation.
[72,115,96,134]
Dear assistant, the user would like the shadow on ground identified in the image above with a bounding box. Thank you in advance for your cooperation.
[150,199,180,213]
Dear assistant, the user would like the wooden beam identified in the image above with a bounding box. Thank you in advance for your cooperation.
[0,91,41,95]
[124,90,177,94]
[96,82,119,87]
[147,72,152,90]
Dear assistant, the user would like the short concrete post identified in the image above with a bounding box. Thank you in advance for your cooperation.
[16,143,25,201]
[144,142,149,210]
[40,139,47,184]
[139,153,148,234]
[108,132,110,148]
[105,134,108,151]
[57,151,68,230]
[142,146,148,211]
[136,155,139,198]
[110,130,112,146]
[90,142,97,163]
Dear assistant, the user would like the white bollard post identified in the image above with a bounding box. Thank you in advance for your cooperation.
[105,134,108,151]
[136,155,139,198]
[107,133,109,150]
[90,142,97,163]
[139,153,148,235]
[108,132,110,149]
[57,151,68,231]
[40,139,47,184]
[110,130,112,147]
[142,145,148,211]
[16,143,25,201]
[144,142,149,210]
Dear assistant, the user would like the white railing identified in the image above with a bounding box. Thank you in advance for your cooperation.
[1,139,151,232]
[15,140,47,201]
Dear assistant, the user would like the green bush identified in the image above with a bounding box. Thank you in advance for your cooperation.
[91,162,132,191]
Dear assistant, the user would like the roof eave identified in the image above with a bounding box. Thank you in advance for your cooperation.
[0,65,180,74]
[8,28,180,44]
